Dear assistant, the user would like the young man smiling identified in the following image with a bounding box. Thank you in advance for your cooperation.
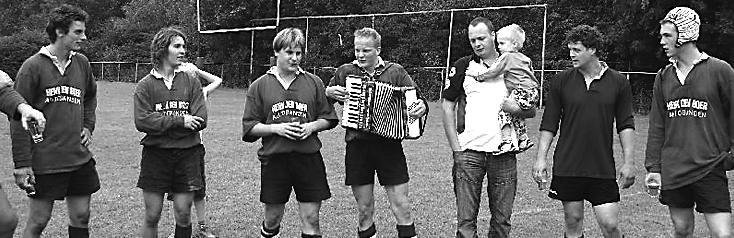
[242,27,337,238]
[10,4,98,238]
[134,27,208,238]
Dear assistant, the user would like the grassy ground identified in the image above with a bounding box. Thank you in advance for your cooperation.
[0,81,732,237]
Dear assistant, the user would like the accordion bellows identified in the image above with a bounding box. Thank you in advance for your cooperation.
[342,75,424,139]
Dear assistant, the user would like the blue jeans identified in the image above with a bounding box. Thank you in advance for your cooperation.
[453,150,517,238]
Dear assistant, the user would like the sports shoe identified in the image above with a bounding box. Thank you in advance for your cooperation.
[195,223,217,238]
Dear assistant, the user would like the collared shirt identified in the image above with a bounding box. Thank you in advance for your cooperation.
[38,46,77,75]
[670,52,709,85]
[583,62,610,89]
[539,66,635,179]
[351,57,386,76]
[150,63,197,89]
[266,66,305,90]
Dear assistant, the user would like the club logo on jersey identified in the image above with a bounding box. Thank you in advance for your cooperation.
[155,100,191,116]
[666,97,708,118]
[271,100,308,121]
[45,85,82,104]
[444,67,456,90]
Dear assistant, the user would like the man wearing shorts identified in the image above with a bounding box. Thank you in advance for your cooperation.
[134,27,207,238]
[10,4,98,238]
[325,27,427,238]
[242,27,337,238]
[0,70,45,237]
[646,7,734,237]
[534,25,635,238]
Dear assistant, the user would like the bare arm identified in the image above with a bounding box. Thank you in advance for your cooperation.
[441,99,461,151]
[197,69,222,98]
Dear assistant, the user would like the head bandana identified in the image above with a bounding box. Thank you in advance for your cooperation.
[662,7,700,47]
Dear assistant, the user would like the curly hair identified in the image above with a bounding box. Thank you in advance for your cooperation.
[272,27,306,52]
[45,4,89,43]
[150,27,187,69]
[565,25,604,56]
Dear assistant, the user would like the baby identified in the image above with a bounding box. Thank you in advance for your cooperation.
[476,23,539,154]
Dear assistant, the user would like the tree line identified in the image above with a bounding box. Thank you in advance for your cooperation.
[1,0,732,109]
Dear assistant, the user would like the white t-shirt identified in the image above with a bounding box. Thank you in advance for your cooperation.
[458,60,507,152]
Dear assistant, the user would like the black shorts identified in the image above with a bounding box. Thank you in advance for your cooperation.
[345,139,409,186]
[660,165,731,213]
[167,146,207,201]
[260,152,331,204]
[548,176,620,206]
[137,145,204,194]
[32,159,100,200]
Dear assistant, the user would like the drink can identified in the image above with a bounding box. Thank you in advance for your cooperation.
[27,120,43,143]
[647,182,661,198]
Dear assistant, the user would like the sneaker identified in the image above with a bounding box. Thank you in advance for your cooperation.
[196,223,217,238]
[167,233,175,238]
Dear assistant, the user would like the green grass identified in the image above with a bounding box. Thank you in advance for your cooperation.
[0,81,731,237]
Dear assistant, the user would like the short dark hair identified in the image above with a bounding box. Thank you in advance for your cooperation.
[469,17,495,32]
[272,27,305,52]
[565,25,604,56]
[45,4,89,43]
[150,27,187,69]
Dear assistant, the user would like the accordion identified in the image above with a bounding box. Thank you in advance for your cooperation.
[342,75,425,139]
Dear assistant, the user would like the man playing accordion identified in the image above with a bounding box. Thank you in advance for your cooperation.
[326,27,427,238]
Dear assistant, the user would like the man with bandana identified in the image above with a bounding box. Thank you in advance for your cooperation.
[645,6,734,238]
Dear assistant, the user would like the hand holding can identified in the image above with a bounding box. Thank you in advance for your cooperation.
[27,119,43,143]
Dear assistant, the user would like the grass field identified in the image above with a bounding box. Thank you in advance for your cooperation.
[1,81,732,237]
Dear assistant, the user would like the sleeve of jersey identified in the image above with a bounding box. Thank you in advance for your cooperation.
[242,83,264,142]
[0,87,26,120]
[327,66,348,105]
[538,73,562,134]
[615,75,635,132]
[645,71,665,173]
[10,64,36,168]
[164,77,207,139]
[441,60,466,102]
[721,63,734,153]
[133,81,184,136]
[83,62,97,133]
[313,75,339,129]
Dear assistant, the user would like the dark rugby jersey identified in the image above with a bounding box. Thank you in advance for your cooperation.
[539,66,634,179]
[645,55,734,190]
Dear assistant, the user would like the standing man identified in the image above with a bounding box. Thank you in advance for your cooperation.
[325,27,427,238]
[242,27,338,238]
[441,17,535,238]
[135,27,207,238]
[10,4,98,238]
[533,25,635,238]
[0,70,46,238]
[646,7,734,238]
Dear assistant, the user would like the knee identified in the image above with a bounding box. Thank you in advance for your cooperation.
[390,198,412,214]
[69,209,91,226]
[143,212,161,228]
[27,213,51,230]
[598,220,620,234]
[0,213,18,234]
[564,214,583,228]
[173,208,191,225]
[357,202,375,216]
[673,224,693,237]
[302,212,320,227]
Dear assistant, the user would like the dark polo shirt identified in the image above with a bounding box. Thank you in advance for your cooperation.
[540,67,635,179]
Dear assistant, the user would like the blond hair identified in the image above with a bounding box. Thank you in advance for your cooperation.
[498,24,526,49]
